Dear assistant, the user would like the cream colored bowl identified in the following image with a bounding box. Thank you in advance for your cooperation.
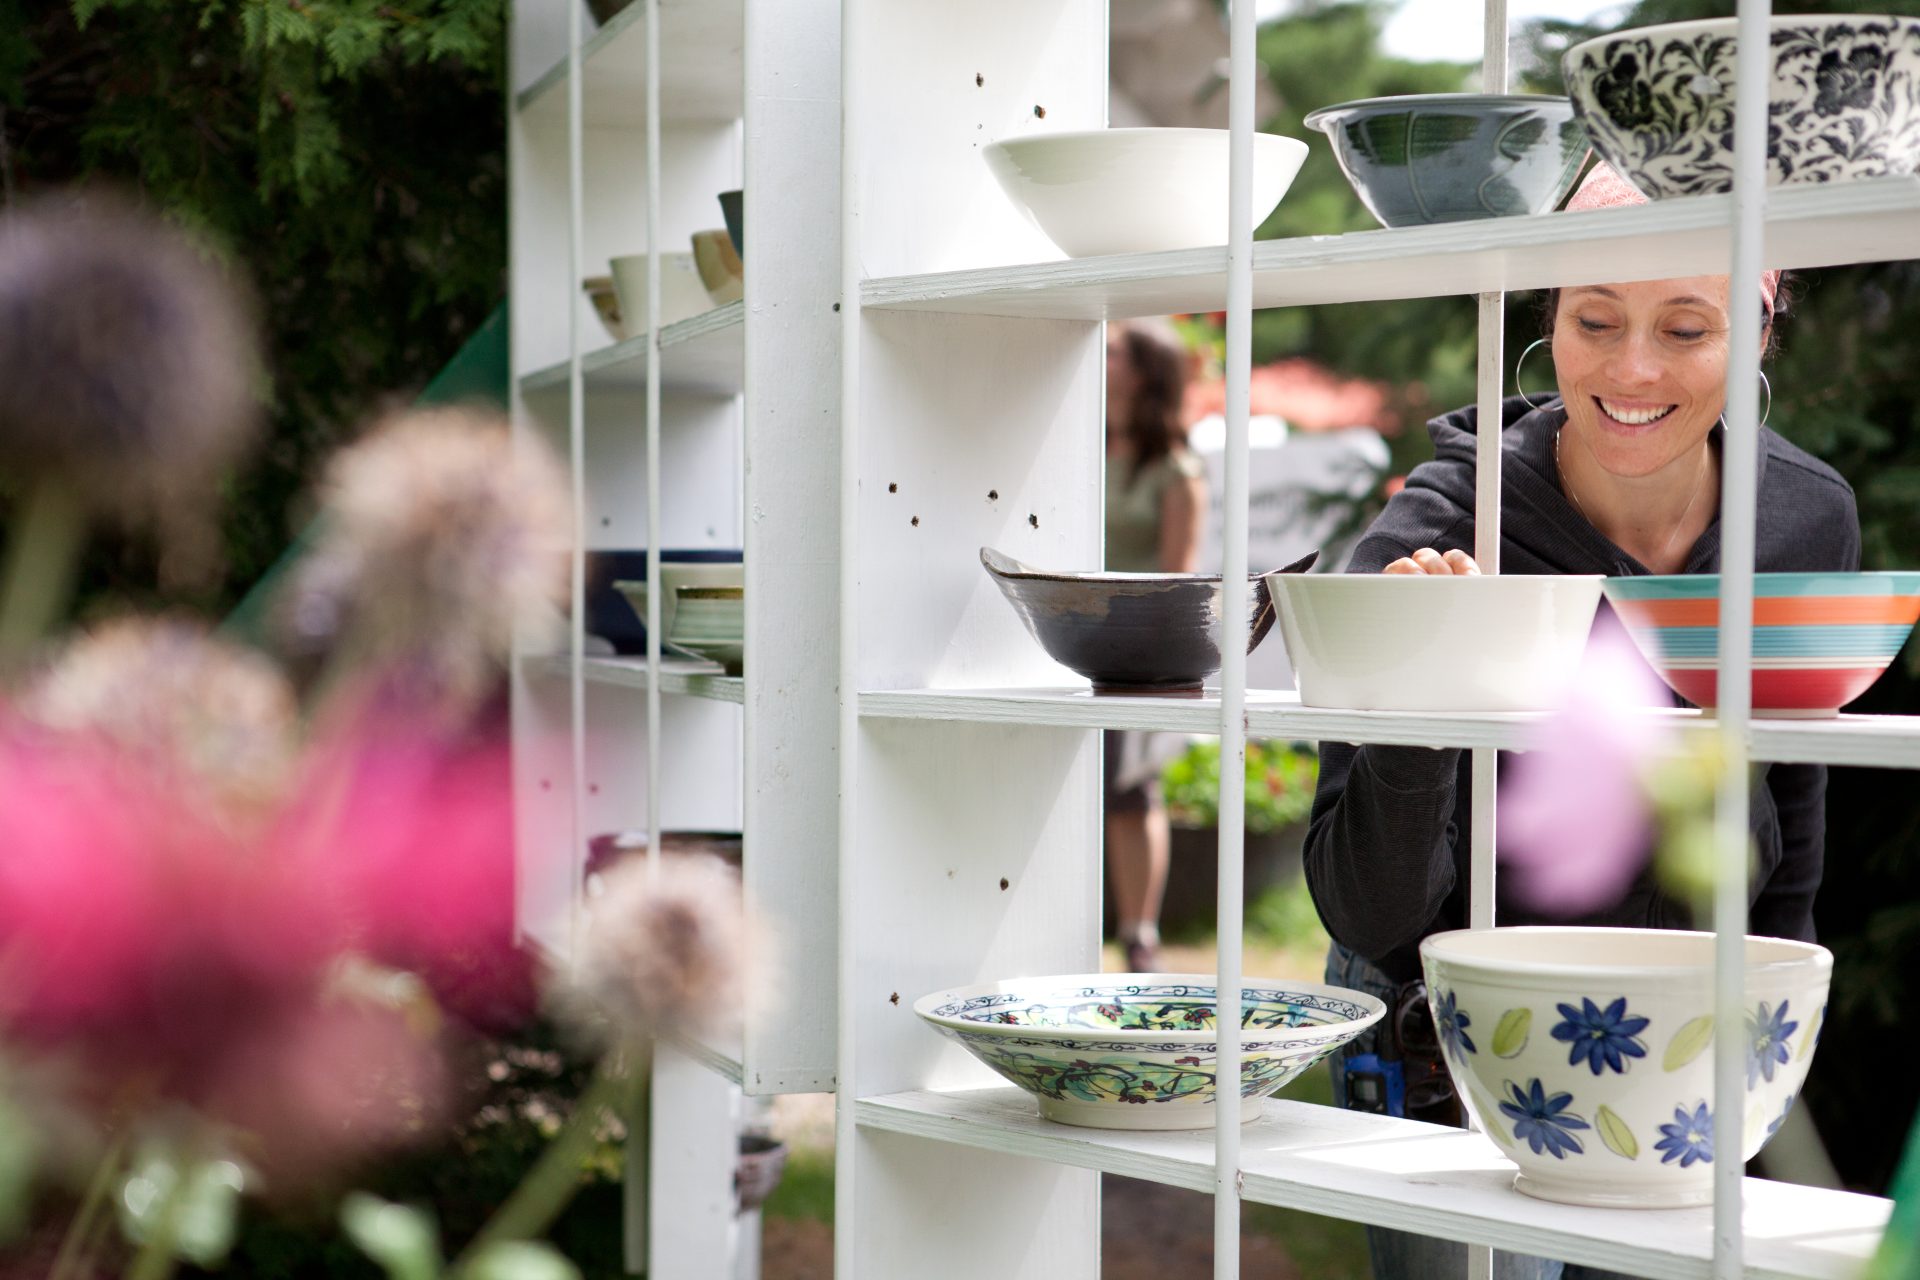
[613,562,744,644]
[608,251,712,336]
[982,128,1308,258]
[1422,927,1830,1208]
[1264,573,1602,711]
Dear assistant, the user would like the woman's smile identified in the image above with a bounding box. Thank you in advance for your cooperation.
[1594,397,1676,429]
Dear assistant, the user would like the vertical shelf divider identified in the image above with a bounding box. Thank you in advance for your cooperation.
[1713,0,1774,1273]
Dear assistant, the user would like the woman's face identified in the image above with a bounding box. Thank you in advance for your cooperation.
[1552,276,1735,479]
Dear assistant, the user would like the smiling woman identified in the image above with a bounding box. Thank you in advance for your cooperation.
[1303,160,1862,1280]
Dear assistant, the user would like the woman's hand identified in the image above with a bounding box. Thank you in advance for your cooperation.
[1382,548,1481,575]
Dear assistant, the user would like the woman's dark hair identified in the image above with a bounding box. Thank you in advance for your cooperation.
[1536,270,1798,358]
[1116,323,1190,487]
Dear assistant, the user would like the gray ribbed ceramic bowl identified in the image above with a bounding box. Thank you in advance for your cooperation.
[1305,93,1590,227]
[981,547,1277,695]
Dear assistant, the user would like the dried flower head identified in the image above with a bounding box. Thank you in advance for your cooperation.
[18,618,298,820]
[0,191,260,507]
[566,854,760,1048]
[283,407,569,713]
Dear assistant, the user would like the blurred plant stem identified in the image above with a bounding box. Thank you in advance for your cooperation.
[0,479,85,665]
[448,1047,647,1276]
[121,1165,184,1280]
[48,1130,127,1280]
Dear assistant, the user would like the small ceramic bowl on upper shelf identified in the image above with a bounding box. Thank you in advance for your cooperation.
[1602,571,1920,716]
[1304,94,1590,227]
[982,547,1279,695]
[666,585,745,675]
[1563,14,1920,198]
[614,561,746,651]
[1422,927,1831,1208]
[1264,573,1604,711]
[982,127,1309,257]
[915,974,1384,1131]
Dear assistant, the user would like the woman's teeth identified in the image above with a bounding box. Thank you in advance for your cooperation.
[1598,398,1675,426]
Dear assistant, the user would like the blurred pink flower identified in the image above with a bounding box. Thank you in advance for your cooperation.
[1499,620,1677,915]
[0,727,335,1060]
[204,999,448,1187]
[274,712,537,1035]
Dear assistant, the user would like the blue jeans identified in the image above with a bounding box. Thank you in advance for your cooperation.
[1325,942,1638,1280]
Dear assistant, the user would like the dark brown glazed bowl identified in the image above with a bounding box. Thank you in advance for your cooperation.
[981,547,1278,694]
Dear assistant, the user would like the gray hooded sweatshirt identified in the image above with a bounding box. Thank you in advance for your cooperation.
[1305,394,1860,984]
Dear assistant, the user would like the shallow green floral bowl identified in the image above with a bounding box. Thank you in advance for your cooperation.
[1421,927,1831,1208]
[915,974,1383,1131]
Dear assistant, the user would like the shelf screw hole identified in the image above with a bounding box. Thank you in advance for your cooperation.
[911,516,920,527]
[1028,514,1039,528]
[889,992,900,1005]
[888,482,898,494]
[975,72,984,86]
[999,877,1010,891]
[1034,104,1046,118]
[832,302,841,312]
[988,489,999,501]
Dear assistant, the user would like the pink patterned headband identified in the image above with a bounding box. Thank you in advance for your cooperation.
[1565,162,1780,315]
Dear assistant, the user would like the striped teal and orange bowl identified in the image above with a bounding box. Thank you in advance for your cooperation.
[1603,573,1920,717]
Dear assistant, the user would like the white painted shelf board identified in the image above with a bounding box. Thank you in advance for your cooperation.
[862,176,1920,320]
[1747,713,1920,770]
[859,688,1920,768]
[669,1032,744,1087]
[523,654,744,705]
[516,0,744,125]
[857,1088,1889,1280]
[520,302,744,396]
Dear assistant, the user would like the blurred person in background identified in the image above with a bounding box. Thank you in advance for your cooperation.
[1104,319,1208,972]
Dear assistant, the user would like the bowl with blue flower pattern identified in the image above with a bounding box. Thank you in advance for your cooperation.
[914,974,1383,1131]
[1421,927,1831,1207]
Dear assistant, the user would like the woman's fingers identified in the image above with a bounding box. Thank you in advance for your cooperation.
[1382,548,1483,575]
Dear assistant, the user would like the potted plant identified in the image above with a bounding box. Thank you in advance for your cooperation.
[1157,739,1319,932]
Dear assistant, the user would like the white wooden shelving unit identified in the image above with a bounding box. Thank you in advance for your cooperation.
[507,0,1911,1275]
[507,0,840,1274]
[831,4,1904,1280]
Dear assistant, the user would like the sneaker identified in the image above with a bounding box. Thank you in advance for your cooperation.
[1124,939,1160,973]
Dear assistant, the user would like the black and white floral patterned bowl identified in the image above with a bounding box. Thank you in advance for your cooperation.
[1563,15,1920,198]
[1421,928,1830,1208]
[915,974,1383,1130]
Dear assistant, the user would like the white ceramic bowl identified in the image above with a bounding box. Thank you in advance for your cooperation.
[982,128,1309,258]
[1421,928,1830,1208]
[667,585,744,675]
[608,251,712,336]
[1563,15,1920,197]
[614,563,746,645]
[1263,574,1603,712]
[915,973,1383,1131]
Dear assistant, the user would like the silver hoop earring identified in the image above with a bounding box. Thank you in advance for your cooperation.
[1759,369,1772,429]
[1515,337,1556,412]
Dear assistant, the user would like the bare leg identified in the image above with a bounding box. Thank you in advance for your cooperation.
[1106,801,1170,964]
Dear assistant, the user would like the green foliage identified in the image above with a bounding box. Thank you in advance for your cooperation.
[762,1147,834,1226]
[1249,0,1488,477]
[1245,874,1330,952]
[1163,738,1319,833]
[0,0,506,616]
